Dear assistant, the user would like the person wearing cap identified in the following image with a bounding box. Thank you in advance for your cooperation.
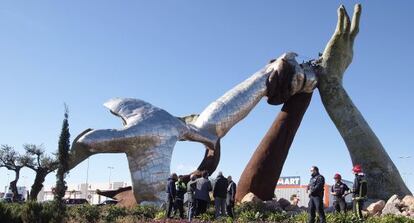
[213,171,228,218]
[330,173,350,213]
[352,164,367,220]
[187,174,198,221]
[307,166,326,223]
[166,173,178,218]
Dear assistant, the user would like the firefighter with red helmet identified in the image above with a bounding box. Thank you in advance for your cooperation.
[330,173,350,213]
[352,164,367,220]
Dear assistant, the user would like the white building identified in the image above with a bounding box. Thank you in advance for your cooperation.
[37,181,128,204]
[274,176,353,207]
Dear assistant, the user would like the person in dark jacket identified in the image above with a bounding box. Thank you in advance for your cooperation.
[307,166,326,223]
[352,164,367,220]
[166,173,178,218]
[330,173,350,213]
[174,175,186,219]
[194,171,212,216]
[187,174,197,221]
[226,176,237,218]
[213,171,228,218]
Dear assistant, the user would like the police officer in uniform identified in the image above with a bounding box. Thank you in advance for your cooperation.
[307,166,326,223]
[330,173,350,213]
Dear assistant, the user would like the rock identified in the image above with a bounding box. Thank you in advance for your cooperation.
[402,206,409,212]
[241,192,262,204]
[263,199,282,211]
[278,198,291,209]
[402,195,414,207]
[410,204,414,212]
[381,194,402,216]
[362,199,382,210]
[402,211,409,216]
[366,200,385,216]
[285,204,301,212]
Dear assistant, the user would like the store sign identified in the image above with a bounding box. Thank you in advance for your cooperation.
[277,176,301,186]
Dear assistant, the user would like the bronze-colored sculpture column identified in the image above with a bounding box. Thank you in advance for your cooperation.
[236,92,312,201]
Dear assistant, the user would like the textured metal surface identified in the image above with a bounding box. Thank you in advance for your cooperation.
[70,52,318,204]
[193,52,317,138]
[73,98,217,205]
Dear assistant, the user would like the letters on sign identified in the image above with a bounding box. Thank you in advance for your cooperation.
[277,176,301,186]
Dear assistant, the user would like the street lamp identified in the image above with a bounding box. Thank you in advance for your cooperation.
[398,156,412,183]
[22,176,27,187]
[108,166,114,189]
[85,158,90,200]
[5,173,10,193]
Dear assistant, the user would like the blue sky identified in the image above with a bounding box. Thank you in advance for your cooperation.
[0,1,413,194]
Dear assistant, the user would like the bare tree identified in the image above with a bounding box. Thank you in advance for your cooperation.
[0,145,26,201]
[22,144,59,200]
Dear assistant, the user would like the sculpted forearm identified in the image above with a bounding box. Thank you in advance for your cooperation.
[317,4,411,199]
[319,85,382,163]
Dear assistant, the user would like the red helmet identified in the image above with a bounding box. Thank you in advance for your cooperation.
[334,173,342,180]
[352,164,362,173]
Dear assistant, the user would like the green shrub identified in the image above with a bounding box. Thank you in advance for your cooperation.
[367,214,414,223]
[41,201,65,223]
[0,202,23,223]
[101,205,127,223]
[324,213,360,223]
[154,210,166,220]
[291,212,308,223]
[21,201,44,223]
[129,205,159,219]
[237,209,264,222]
[67,204,100,223]
[114,215,141,223]
[236,201,267,214]
[266,212,290,222]
[214,216,234,223]
[198,212,214,222]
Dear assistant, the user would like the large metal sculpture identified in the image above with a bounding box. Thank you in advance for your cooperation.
[68,4,411,204]
[69,53,317,204]
[317,4,411,200]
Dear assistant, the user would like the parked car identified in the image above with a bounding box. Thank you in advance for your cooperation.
[63,198,89,205]
[97,199,118,206]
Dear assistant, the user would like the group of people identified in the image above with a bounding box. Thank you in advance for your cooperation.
[166,164,368,222]
[307,165,368,223]
[166,171,237,220]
